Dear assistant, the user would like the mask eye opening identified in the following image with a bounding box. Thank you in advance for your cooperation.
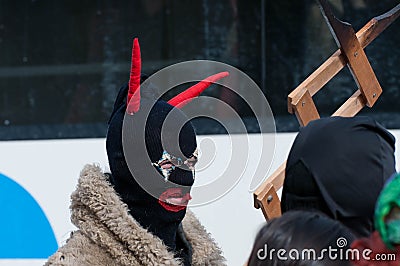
[152,148,198,181]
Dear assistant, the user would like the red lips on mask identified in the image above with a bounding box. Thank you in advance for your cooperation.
[158,188,192,212]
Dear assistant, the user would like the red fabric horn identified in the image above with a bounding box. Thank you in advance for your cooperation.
[168,71,229,108]
[126,38,141,114]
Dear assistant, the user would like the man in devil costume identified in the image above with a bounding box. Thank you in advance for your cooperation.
[45,38,228,265]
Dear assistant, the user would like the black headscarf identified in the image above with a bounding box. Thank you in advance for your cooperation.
[281,116,396,237]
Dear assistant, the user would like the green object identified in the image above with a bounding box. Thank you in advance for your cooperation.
[374,173,400,249]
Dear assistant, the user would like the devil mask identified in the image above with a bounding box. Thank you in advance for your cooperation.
[106,38,228,256]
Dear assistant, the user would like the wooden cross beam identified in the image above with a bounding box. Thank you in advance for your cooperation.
[254,0,400,221]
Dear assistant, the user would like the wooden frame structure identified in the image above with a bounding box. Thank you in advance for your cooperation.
[253,0,400,221]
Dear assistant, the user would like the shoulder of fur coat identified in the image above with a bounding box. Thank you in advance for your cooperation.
[44,164,226,266]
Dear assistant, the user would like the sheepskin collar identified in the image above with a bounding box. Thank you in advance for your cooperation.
[70,164,225,266]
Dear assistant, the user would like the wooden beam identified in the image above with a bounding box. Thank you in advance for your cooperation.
[318,0,382,107]
[332,90,366,117]
[292,89,321,126]
[254,162,286,220]
[253,182,281,220]
[256,3,399,221]
[288,3,400,114]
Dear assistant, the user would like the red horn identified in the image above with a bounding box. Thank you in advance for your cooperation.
[126,38,141,114]
[168,71,229,108]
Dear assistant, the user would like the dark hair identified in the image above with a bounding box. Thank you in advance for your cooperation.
[247,211,356,266]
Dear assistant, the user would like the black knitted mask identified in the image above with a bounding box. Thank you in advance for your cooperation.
[105,38,228,257]
[106,86,197,251]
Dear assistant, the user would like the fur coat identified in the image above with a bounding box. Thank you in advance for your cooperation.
[45,164,226,266]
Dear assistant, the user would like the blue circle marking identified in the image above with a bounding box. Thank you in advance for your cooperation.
[0,173,58,258]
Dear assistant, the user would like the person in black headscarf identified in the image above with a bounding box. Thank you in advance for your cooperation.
[281,116,396,237]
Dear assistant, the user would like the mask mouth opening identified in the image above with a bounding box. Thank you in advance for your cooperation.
[158,188,192,212]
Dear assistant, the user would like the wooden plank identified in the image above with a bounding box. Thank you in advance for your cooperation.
[332,90,366,117]
[288,50,345,113]
[256,3,399,222]
[292,89,320,126]
[254,161,286,207]
[254,182,281,220]
[253,161,285,220]
[288,3,400,113]
[357,4,400,48]
[318,0,382,107]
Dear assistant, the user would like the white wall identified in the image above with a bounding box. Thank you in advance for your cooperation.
[0,130,399,266]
